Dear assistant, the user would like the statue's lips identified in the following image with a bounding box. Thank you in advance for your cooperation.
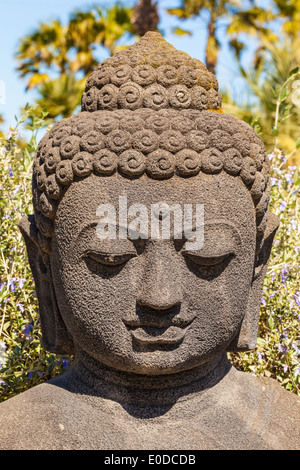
[128,325,187,345]
[123,317,195,345]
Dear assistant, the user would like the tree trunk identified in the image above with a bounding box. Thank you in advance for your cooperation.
[131,0,160,37]
[205,11,219,75]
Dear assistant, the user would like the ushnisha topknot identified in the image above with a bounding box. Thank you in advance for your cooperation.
[81,31,221,113]
[32,32,270,255]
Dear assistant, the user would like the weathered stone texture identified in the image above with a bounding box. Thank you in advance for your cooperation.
[0,31,299,451]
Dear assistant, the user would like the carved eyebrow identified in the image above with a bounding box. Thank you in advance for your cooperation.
[73,219,241,247]
[182,225,240,260]
[76,221,149,240]
[72,220,99,247]
[75,220,121,237]
[78,220,98,233]
[175,220,241,245]
[73,221,149,252]
[72,220,107,251]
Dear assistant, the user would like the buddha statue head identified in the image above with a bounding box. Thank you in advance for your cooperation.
[19,32,279,377]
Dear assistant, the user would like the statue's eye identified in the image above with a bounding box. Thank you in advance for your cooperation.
[83,251,137,267]
[182,251,234,267]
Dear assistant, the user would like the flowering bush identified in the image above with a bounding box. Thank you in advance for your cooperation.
[0,108,299,401]
[230,150,300,394]
[0,110,71,401]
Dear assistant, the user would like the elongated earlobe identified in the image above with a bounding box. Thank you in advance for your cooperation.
[18,215,75,355]
[227,212,279,352]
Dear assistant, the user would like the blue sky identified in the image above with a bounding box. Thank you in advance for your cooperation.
[0,0,263,134]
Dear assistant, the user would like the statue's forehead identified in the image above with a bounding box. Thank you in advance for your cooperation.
[55,172,255,234]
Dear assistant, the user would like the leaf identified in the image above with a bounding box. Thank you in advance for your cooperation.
[271,126,278,136]
[296,137,300,149]
[289,66,299,77]
[268,316,275,329]
[172,27,192,37]
[2,321,11,332]
[0,288,9,304]
[13,371,23,378]
[48,362,55,374]
[280,86,288,101]
[29,134,37,149]
[27,73,50,91]
[167,8,188,19]
[19,112,29,124]
[256,337,265,346]
[294,169,300,186]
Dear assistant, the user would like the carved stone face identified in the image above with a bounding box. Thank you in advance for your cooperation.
[51,171,256,375]
[18,32,278,383]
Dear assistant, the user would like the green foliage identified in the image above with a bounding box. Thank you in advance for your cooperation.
[16,4,134,120]
[168,0,276,74]
[0,112,72,401]
[230,149,300,394]
[228,76,300,394]
[17,4,134,87]
[0,106,299,401]
[273,0,300,39]
[35,75,85,120]
[223,57,300,166]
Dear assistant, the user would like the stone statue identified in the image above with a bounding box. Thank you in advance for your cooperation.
[0,32,299,450]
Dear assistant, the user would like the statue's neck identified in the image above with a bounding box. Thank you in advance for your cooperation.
[67,349,232,407]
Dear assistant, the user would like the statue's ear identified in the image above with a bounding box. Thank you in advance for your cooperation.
[227,212,280,352]
[18,215,74,355]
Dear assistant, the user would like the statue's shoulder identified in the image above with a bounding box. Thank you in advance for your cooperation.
[0,378,77,450]
[230,368,300,449]
[233,367,300,407]
[0,367,299,450]
[0,371,124,450]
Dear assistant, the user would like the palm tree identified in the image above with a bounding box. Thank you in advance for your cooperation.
[167,0,276,75]
[35,75,86,120]
[17,19,72,91]
[272,0,300,40]
[16,4,134,119]
[131,0,160,36]
[222,38,300,165]
[227,5,277,67]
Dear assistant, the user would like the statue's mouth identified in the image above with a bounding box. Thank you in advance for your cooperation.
[123,313,195,346]
[126,325,189,345]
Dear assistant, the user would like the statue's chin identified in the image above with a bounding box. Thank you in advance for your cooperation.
[74,341,226,379]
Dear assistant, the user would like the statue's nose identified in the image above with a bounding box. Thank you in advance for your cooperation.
[137,242,182,311]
